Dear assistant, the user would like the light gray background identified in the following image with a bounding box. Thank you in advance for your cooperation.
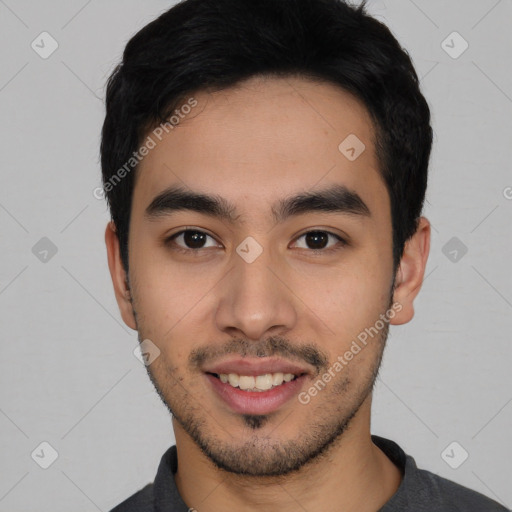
[1,0,511,510]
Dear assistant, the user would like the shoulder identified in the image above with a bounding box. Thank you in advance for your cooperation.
[109,483,154,512]
[108,445,183,512]
[412,467,509,511]
[372,436,509,512]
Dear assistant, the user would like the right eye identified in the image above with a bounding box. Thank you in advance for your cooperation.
[165,229,222,253]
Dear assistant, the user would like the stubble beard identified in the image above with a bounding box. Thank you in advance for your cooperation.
[128,276,392,477]
[137,324,388,477]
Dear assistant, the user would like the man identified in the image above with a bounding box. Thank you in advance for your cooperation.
[101,0,508,510]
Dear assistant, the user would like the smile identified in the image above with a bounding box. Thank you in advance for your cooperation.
[214,372,298,391]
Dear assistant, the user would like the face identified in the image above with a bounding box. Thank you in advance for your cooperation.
[106,75,427,477]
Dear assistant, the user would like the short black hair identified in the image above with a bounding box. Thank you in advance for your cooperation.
[100,0,433,274]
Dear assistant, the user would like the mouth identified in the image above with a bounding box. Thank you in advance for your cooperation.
[203,359,311,415]
[209,371,301,390]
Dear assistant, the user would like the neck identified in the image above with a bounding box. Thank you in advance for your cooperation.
[173,397,402,512]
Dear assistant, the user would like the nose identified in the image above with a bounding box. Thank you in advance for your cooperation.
[214,243,298,341]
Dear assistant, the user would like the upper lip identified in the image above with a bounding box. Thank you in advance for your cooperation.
[202,357,312,377]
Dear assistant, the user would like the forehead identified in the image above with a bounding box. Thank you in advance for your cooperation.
[133,75,387,219]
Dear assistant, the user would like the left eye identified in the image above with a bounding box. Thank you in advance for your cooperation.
[292,230,345,251]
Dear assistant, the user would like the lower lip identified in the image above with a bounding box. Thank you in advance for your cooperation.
[206,374,306,415]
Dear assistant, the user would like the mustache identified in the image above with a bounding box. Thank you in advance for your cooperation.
[189,335,329,375]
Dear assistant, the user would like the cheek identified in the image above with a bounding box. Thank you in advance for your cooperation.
[130,241,210,323]
[297,257,391,343]
[130,247,222,363]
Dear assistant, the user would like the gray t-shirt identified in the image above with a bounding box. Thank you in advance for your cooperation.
[110,435,509,511]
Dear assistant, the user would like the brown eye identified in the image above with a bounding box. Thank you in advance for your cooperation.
[304,231,329,250]
[293,230,346,252]
[182,231,207,249]
[167,230,220,251]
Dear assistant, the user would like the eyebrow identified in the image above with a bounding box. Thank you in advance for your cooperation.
[144,183,371,224]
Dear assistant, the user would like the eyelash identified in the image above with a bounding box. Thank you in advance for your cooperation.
[164,228,347,255]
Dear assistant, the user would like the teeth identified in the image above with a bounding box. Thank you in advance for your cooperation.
[218,372,297,391]
[239,375,255,390]
[272,372,284,386]
[255,374,273,390]
[228,373,239,387]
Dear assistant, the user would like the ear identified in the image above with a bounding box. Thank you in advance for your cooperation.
[389,216,431,325]
[104,221,137,330]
